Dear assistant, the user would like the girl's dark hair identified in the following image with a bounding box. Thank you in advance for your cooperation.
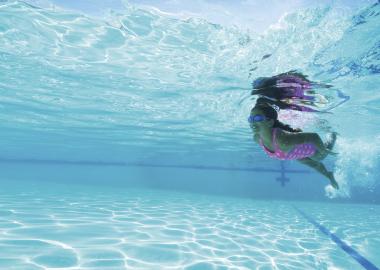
[259,105,278,120]
[255,104,299,133]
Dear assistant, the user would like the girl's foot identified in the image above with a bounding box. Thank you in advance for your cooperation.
[328,171,339,189]
[325,132,337,151]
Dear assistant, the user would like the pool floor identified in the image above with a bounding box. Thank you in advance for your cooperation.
[0,180,379,270]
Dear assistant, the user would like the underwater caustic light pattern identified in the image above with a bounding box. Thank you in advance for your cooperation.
[1,183,380,270]
[1,1,380,269]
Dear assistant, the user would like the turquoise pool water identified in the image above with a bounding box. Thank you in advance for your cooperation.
[0,0,379,269]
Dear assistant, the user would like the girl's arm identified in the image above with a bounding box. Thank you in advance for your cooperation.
[275,120,302,133]
[253,132,260,143]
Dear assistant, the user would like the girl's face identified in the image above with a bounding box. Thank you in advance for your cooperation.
[249,108,274,131]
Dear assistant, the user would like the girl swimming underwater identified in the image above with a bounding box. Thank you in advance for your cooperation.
[249,104,339,189]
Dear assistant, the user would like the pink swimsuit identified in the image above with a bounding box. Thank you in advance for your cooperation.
[259,128,316,160]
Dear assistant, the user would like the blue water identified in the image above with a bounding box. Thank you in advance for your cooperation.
[0,0,380,269]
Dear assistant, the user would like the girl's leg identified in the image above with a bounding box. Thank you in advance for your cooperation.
[279,131,337,160]
[298,158,339,189]
[288,133,330,160]
[309,132,337,160]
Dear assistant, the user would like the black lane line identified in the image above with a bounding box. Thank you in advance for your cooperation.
[0,158,310,174]
[294,207,379,270]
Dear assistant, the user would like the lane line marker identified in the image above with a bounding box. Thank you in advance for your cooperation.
[294,207,379,270]
[0,158,310,174]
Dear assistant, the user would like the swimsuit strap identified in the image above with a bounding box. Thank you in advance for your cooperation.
[272,128,281,153]
[259,137,276,158]
[258,129,278,153]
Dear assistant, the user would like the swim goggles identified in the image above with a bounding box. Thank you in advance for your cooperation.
[248,114,266,123]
